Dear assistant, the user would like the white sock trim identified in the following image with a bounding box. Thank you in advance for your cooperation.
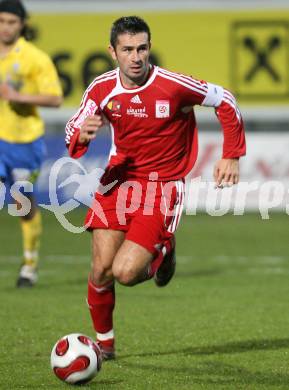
[97,329,114,341]
[24,250,38,260]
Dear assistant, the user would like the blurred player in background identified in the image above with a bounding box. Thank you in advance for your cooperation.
[0,0,63,287]
[66,16,245,359]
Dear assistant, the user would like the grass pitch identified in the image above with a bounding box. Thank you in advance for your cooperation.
[1,210,289,389]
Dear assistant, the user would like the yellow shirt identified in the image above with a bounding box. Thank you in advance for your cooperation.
[0,37,62,143]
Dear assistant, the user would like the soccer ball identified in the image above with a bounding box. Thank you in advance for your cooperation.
[50,333,102,385]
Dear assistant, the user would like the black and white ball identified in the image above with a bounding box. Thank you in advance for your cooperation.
[50,333,102,385]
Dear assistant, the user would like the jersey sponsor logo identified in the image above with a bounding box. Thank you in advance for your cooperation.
[126,106,148,118]
[74,99,98,127]
[156,100,170,118]
[130,94,142,104]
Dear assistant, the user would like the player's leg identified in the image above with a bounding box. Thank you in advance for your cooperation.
[111,210,174,287]
[112,234,175,287]
[13,137,45,287]
[88,228,125,360]
[153,235,176,287]
[0,138,43,287]
[153,179,185,286]
[16,193,42,287]
[113,178,184,287]
[112,239,154,286]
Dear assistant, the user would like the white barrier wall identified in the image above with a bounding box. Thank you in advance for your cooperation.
[185,132,289,215]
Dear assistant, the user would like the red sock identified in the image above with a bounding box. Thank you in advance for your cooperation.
[87,279,115,336]
[148,250,164,278]
[148,236,175,278]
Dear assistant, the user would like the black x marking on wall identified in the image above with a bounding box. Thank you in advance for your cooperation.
[243,36,281,82]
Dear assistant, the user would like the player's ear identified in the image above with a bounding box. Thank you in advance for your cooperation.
[108,45,117,61]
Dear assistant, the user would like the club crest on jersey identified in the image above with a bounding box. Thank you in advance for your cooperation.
[156,100,170,118]
[107,100,121,112]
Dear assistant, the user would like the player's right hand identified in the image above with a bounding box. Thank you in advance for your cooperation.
[0,83,19,102]
[78,115,103,144]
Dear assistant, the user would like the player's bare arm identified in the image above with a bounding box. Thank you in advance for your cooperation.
[214,158,240,187]
[0,82,62,107]
[78,115,103,144]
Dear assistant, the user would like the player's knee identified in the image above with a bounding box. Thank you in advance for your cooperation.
[112,263,137,286]
[90,259,113,285]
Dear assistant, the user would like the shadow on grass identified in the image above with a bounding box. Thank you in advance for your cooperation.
[94,380,124,387]
[120,339,289,385]
[23,379,123,389]
[120,337,289,358]
[123,360,289,387]
[73,379,124,388]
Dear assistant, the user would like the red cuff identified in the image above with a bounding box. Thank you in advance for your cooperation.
[67,129,89,158]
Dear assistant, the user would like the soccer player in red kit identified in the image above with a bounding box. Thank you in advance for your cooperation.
[65,16,246,359]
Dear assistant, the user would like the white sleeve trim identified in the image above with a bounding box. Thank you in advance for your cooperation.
[201,83,224,107]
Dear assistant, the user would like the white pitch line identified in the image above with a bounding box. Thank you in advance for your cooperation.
[248,267,289,275]
[0,255,89,265]
[0,255,288,268]
[176,255,193,263]
[0,271,14,277]
[212,255,287,264]
[1,254,288,263]
[45,255,89,262]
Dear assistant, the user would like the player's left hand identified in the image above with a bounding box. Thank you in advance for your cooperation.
[0,83,20,102]
[213,158,239,188]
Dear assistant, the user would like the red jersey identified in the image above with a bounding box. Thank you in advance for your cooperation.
[65,66,245,181]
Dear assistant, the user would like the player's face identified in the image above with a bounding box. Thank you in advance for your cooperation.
[0,12,23,46]
[109,32,151,87]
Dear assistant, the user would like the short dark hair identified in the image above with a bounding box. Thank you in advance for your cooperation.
[0,0,27,21]
[110,16,151,49]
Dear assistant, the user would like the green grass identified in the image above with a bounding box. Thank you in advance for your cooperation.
[1,210,289,389]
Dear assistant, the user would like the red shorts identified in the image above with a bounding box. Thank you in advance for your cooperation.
[85,177,185,255]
